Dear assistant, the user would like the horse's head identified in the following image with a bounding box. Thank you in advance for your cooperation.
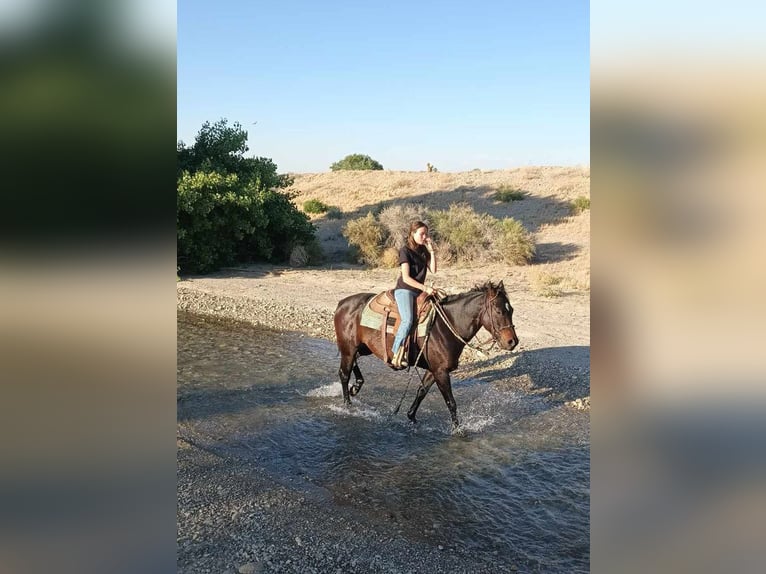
[481,281,519,351]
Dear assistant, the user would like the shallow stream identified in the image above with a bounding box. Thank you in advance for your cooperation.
[178,312,589,572]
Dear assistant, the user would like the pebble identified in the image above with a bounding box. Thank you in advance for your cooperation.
[237,562,259,574]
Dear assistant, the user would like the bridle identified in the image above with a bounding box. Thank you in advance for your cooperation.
[481,291,516,342]
[430,289,515,355]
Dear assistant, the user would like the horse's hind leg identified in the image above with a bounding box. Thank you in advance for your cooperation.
[338,352,355,406]
[407,371,435,424]
[350,357,365,396]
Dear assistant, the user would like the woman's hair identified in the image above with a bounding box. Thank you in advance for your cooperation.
[406,220,430,261]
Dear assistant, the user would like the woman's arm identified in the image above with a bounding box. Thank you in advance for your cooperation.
[425,239,437,274]
[427,248,437,274]
[400,262,434,294]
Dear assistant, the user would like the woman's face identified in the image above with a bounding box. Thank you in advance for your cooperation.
[412,226,429,245]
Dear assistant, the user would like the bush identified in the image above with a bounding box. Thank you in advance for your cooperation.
[303,199,329,213]
[570,196,590,214]
[289,245,309,267]
[343,212,387,265]
[326,206,344,219]
[429,203,493,264]
[493,185,525,202]
[376,203,428,251]
[330,154,383,171]
[379,247,400,268]
[491,218,536,265]
[342,203,536,268]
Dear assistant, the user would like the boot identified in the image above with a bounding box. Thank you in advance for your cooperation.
[392,346,408,369]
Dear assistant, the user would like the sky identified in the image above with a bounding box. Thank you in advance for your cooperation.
[178,0,589,173]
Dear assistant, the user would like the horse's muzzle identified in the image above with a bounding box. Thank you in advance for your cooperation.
[499,332,519,351]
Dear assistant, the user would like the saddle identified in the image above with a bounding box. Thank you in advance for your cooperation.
[362,290,435,364]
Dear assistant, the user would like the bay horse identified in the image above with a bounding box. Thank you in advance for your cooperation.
[333,281,519,428]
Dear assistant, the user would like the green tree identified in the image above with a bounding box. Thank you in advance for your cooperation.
[177,119,316,273]
[330,153,383,171]
[177,119,294,189]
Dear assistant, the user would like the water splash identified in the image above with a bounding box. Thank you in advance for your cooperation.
[306,382,343,397]
[326,403,385,422]
[457,414,496,433]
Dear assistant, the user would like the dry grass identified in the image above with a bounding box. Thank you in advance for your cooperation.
[570,196,591,215]
[532,271,565,298]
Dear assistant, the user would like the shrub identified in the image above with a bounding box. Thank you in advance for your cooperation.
[326,206,344,219]
[377,203,428,250]
[330,154,383,171]
[342,203,536,268]
[379,247,400,268]
[303,238,325,264]
[289,238,324,267]
[303,199,329,213]
[570,196,590,214]
[429,204,492,264]
[289,245,309,267]
[491,218,536,265]
[342,212,387,265]
[493,185,525,202]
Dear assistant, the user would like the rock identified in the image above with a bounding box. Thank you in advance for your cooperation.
[237,562,261,574]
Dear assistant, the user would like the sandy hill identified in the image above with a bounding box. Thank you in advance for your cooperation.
[286,166,590,294]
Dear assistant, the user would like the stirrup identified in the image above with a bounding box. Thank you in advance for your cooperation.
[392,347,408,369]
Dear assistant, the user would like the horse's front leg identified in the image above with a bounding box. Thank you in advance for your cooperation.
[349,359,365,397]
[433,369,459,429]
[407,371,435,424]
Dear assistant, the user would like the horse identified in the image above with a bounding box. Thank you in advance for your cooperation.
[333,280,519,428]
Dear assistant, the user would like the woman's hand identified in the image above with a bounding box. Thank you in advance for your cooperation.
[425,237,434,252]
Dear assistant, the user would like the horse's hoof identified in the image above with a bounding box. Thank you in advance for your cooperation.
[407,414,417,425]
[349,386,359,397]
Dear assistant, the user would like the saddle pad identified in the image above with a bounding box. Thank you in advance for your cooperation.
[360,296,433,337]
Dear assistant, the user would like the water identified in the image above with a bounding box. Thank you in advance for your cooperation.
[178,312,590,572]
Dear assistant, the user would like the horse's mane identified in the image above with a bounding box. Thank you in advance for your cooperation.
[441,281,504,304]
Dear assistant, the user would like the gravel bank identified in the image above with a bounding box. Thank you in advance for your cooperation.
[177,286,337,342]
[178,437,519,574]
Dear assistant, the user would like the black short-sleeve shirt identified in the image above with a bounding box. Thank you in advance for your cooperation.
[395,246,429,293]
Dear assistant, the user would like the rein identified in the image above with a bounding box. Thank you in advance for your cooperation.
[431,293,494,357]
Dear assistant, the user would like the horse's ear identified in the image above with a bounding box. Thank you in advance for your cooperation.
[498,280,504,291]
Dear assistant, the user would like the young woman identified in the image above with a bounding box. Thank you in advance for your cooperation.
[391,220,437,368]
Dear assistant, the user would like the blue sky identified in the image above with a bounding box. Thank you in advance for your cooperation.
[178,0,589,173]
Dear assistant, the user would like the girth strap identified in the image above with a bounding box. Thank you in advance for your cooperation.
[382,307,391,362]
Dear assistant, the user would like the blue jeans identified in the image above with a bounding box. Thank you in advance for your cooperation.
[392,289,416,354]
